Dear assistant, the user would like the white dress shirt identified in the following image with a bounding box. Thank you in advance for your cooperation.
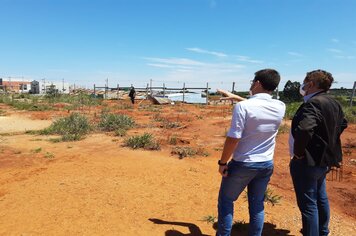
[227,93,286,162]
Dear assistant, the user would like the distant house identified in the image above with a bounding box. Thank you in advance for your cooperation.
[0,78,32,93]
[30,80,70,94]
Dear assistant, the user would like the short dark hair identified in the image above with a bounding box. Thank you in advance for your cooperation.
[254,69,281,91]
[305,69,333,91]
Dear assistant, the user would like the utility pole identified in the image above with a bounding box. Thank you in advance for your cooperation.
[350,81,356,107]
[105,78,108,99]
[42,78,46,94]
[206,82,209,105]
[150,79,152,95]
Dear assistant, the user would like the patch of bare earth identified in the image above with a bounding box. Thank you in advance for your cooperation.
[0,102,355,235]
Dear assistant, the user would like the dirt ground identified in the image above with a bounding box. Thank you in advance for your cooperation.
[0,100,355,236]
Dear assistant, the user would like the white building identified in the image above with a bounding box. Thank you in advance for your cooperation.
[0,77,32,93]
[31,80,70,94]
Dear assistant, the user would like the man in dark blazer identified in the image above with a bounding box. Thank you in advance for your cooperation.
[290,70,347,236]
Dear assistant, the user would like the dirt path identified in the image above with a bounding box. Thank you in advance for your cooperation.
[0,115,51,133]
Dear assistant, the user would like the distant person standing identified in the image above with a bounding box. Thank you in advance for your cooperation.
[216,69,285,236]
[129,86,136,104]
[290,70,347,236]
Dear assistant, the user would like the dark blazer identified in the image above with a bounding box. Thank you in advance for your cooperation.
[291,92,348,167]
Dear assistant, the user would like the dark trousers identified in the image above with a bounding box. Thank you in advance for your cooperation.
[290,159,330,236]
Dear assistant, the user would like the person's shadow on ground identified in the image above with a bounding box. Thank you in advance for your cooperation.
[149,218,210,236]
[149,218,293,236]
[212,221,293,236]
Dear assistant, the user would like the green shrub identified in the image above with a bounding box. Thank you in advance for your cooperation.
[98,113,135,131]
[243,188,282,206]
[114,128,127,137]
[44,152,55,159]
[168,134,178,145]
[201,215,217,224]
[284,102,302,119]
[171,146,197,159]
[171,146,209,159]
[264,188,282,206]
[343,106,356,123]
[124,133,160,150]
[31,147,42,153]
[278,123,289,134]
[40,113,92,141]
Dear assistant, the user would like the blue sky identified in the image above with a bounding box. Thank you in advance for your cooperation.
[1,0,355,91]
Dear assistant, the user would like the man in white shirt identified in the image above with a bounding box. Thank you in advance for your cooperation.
[216,69,286,236]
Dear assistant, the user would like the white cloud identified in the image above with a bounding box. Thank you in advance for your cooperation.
[335,55,355,60]
[147,63,176,68]
[144,57,205,66]
[234,55,264,64]
[144,57,244,71]
[186,47,227,57]
[327,48,343,54]
[331,38,339,43]
[288,51,303,57]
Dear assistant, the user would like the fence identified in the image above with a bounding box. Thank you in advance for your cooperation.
[93,83,211,104]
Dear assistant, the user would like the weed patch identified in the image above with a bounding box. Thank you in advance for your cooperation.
[40,113,92,141]
[264,188,282,206]
[201,215,217,224]
[31,147,42,153]
[124,133,160,150]
[99,113,135,131]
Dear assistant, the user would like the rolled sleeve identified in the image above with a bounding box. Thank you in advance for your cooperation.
[227,103,246,139]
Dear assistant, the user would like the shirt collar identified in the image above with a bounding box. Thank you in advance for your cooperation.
[303,91,322,102]
[249,93,273,99]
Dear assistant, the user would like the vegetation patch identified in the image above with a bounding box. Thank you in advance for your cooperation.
[284,102,302,119]
[98,113,135,131]
[161,120,181,129]
[343,106,356,123]
[114,128,127,137]
[31,147,42,153]
[124,133,160,150]
[264,188,282,206]
[201,215,217,224]
[171,146,197,159]
[168,134,178,145]
[278,123,289,134]
[40,113,92,141]
[44,152,55,159]
[171,146,209,159]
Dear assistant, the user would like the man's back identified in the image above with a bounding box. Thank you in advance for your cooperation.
[292,93,347,167]
[227,93,285,162]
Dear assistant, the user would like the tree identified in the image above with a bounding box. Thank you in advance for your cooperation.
[281,80,302,102]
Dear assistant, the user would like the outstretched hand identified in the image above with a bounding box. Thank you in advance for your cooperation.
[216,89,246,102]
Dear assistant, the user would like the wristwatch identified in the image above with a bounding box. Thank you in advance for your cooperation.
[218,160,227,166]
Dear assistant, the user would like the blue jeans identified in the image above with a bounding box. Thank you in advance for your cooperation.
[217,160,273,236]
[290,158,330,236]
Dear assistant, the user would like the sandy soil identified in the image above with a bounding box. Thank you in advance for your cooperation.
[0,116,52,133]
[0,101,355,235]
